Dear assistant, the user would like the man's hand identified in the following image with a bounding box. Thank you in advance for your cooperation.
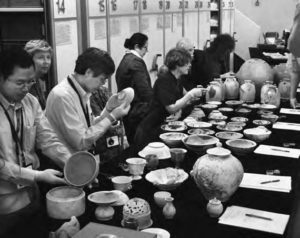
[35,169,66,185]
[187,88,204,99]
[111,103,131,120]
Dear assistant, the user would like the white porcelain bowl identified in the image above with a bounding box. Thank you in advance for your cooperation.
[182,134,219,154]
[243,127,272,142]
[138,142,171,160]
[226,139,257,156]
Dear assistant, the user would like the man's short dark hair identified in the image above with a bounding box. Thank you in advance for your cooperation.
[74,47,115,77]
[0,47,34,80]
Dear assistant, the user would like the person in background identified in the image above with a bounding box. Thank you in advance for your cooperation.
[180,34,235,89]
[0,47,70,238]
[134,48,204,153]
[116,32,153,145]
[289,0,300,108]
[46,47,130,155]
[24,39,52,109]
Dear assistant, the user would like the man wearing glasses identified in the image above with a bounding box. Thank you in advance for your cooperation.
[0,47,71,237]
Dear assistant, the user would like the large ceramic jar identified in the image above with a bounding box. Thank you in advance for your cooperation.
[239,80,256,103]
[224,77,239,100]
[206,81,223,102]
[278,78,291,100]
[191,144,244,203]
[213,78,225,101]
[260,82,281,107]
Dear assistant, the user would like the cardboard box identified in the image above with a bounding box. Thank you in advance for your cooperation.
[73,222,157,238]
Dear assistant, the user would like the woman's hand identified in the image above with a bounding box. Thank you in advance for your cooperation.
[35,169,66,185]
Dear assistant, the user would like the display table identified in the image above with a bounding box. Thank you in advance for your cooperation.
[48,103,300,238]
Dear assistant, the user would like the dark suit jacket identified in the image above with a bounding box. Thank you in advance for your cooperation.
[116,53,153,104]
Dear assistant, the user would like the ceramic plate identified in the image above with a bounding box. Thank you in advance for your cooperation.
[142,228,171,238]
[88,191,118,205]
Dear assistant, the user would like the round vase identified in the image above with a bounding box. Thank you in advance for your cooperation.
[191,144,244,202]
[260,82,280,107]
[278,78,291,100]
[95,205,115,221]
[206,198,223,218]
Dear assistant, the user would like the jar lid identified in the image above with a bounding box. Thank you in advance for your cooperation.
[64,151,99,187]
[207,145,231,157]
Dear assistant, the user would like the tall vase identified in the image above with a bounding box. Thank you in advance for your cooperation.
[278,78,291,100]
[206,81,223,102]
[239,80,256,103]
[261,82,281,107]
[163,197,176,219]
[224,77,239,100]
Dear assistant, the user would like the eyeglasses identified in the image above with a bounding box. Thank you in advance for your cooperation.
[9,79,36,88]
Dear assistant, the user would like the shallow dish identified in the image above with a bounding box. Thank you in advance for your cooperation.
[187,128,215,136]
[244,103,261,109]
[243,127,271,142]
[186,121,212,129]
[161,121,187,132]
[218,107,234,116]
[226,139,257,156]
[159,132,188,147]
[142,228,171,238]
[261,114,279,123]
[215,131,243,141]
[88,191,119,205]
[227,122,246,128]
[252,119,271,127]
[260,104,277,110]
[207,101,222,106]
[138,142,171,160]
[216,124,243,132]
[230,117,249,123]
[145,167,188,191]
[209,120,226,127]
[235,108,252,116]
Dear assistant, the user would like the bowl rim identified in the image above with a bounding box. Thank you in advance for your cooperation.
[159,132,188,141]
[88,191,119,205]
[215,131,243,140]
[186,121,212,128]
[145,168,189,186]
[182,134,219,146]
[161,124,187,132]
[225,138,257,148]
[187,128,215,135]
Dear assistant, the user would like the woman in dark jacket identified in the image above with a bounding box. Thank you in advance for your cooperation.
[116,32,153,144]
[134,48,204,153]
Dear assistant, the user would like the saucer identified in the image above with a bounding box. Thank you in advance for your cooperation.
[110,190,129,206]
[142,228,170,238]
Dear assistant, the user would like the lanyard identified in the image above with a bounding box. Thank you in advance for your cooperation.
[67,76,91,127]
[0,101,25,167]
[67,76,96,154]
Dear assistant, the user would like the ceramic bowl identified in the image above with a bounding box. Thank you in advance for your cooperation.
[153,191,172,207]
[230,117,249,123]
[182,134,219,154]
[201,104,218,114]
[218,107,234,116]
[209,120,226,127]
[244,103,261,110]
[235,108,252,116]
[216,124,243,132]
[161,121,187,132]
[159,132,188,147]
[111,176,133,192]
[186,121,212,129]
[227,122,247,128]
[252,119,271,127]
[138,142,171,160]
[145,167,189,191]
[260,104,277,111]
[208,110,228,121]
[215,131,243,142]
[225,100,244,107]
[207,101,222,106]
[261,114,279,123]
[226,139,257,156]
[257,109,274,116]
[187,128,215,136]
[243,127,272,142]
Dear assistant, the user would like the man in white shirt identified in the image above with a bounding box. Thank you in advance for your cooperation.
[0,47,71,237]
[46,48,130,155]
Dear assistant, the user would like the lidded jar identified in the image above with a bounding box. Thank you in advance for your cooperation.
[240,80,256,103]
[206,81,223,102]
[224,76,239,100]
[213,78,225,101]
[191,144,244,205]
[260,82,281,107]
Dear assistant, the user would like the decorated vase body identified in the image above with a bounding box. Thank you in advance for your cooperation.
[240,80,256,103]
[278,78,291,100]
[213,78,225,101]
[162,197,176,219]
[206,81,223,102]
[191,146,244,202]
[260,82,281,107]
[224,77,239,100]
